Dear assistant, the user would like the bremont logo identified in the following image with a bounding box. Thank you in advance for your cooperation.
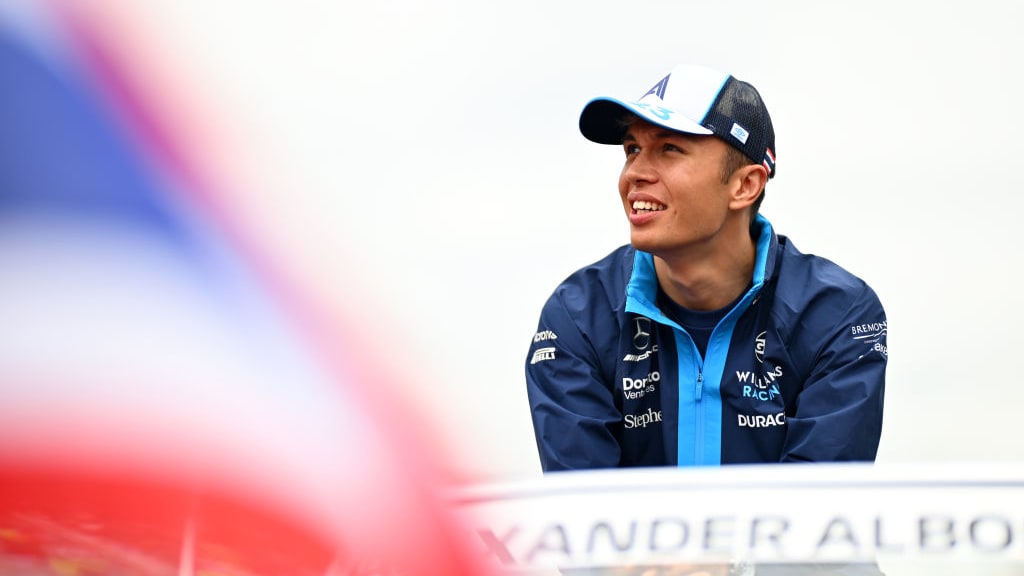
[851,322,887,343]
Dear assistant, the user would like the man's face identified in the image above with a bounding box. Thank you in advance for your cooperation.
[617,118,737,258]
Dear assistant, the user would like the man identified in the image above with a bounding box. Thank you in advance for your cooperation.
[526,63,887,470]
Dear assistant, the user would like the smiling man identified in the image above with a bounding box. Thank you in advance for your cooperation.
[525,63,888,470]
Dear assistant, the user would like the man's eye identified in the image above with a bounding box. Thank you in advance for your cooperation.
[664,143,682,153]
[624,144,640,155]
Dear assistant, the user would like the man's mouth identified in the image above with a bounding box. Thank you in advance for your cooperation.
[632,200,666,214]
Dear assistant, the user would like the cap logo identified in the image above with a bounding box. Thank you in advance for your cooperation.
[729,122,750,144]
[640,74,670,100]
[631,101,674,121]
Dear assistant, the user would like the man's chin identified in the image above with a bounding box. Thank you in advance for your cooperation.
[628,235,659,254]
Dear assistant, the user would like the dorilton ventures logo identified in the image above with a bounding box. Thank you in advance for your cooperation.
[622,371,659,400]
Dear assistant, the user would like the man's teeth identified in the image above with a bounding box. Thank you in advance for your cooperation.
[632,200,666,212]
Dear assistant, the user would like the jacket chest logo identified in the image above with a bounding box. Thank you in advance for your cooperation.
[735,330,785,403]
[623,317,657,362]
[631,317,652,350]
[622,370,659,401]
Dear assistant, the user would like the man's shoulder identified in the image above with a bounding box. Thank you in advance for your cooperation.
[775,235,874,292]
[773,235,883,314]
[557,244,633,287]
[546,244,634,312]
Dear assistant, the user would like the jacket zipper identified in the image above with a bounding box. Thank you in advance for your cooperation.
[694,366,704,464]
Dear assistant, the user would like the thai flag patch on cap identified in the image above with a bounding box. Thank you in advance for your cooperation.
[763,147,776,175]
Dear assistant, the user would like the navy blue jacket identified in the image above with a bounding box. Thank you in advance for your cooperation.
[526,216,887,470]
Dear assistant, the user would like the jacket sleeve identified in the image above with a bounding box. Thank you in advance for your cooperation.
[525,288,621,471]
[782,282,887,462]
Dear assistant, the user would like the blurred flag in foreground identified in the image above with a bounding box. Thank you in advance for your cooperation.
[0,2,486,574]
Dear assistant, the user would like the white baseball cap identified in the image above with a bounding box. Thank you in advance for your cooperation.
[579,63,777,178]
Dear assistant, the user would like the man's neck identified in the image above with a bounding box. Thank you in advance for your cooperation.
[652,228,756,312]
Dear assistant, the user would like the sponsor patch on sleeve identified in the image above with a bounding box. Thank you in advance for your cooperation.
[850,320,887,358]
[530,347,556,365]
[533,330,558,343]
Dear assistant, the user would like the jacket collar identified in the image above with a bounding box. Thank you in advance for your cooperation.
[625,214,777,321]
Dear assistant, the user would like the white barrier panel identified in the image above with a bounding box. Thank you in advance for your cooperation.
[451,463,1024,574]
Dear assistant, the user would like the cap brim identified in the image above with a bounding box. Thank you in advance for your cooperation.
[579,97,713,145]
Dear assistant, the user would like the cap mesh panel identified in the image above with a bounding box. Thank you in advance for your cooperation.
[704,77,776,177]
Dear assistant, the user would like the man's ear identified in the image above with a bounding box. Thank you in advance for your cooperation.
[729,163,768,210]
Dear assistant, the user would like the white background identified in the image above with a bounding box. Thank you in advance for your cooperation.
[142,1,1023,481]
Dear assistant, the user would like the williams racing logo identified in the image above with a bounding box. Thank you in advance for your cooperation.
[736,366,783,402]
[736,332,783,402]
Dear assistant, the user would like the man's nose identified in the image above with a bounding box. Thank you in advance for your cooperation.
[624,151,657,184]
